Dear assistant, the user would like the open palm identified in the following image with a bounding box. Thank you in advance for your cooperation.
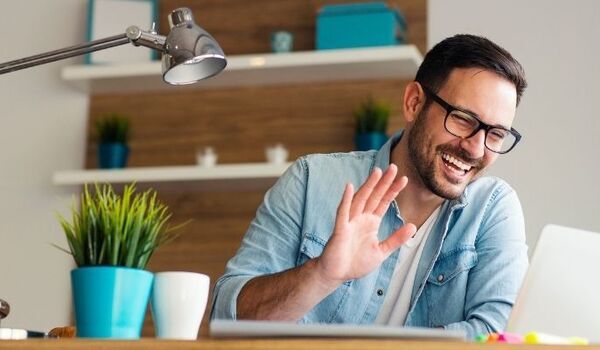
[316,164,416,284]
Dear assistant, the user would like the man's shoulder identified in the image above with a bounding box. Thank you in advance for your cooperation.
[298,150,377,178]
[463,176,522,219]
[301,150,377,165]
[445,176,524,247]
[277,150,377,194]
[467,175,516,199]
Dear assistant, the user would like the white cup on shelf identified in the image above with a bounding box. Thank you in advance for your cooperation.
[196,147,217,167]
[265,144,288,164]
[151,271,210,340]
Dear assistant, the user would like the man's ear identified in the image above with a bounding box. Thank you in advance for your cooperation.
[403,81,425,123]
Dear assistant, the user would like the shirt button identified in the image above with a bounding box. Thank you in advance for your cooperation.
[437,274,445,282]
[377,289,384,296]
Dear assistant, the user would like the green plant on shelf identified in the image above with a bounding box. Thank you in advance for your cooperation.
[354,96,391,134]
[95,113,130,144]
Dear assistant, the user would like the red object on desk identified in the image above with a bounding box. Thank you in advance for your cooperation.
[499,332,524,344]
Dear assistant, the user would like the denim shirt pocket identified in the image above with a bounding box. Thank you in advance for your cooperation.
[297,233,353,287]
[427,246,478,286]
[423,246,478,327]
[297,233,354,323]
[297,233,327,264]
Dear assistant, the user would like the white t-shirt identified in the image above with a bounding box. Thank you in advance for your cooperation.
[374,207,441,325]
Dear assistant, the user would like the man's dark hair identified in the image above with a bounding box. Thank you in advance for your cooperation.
[415,34,527,105]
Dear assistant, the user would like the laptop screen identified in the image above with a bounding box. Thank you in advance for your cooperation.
[506,224,600,343]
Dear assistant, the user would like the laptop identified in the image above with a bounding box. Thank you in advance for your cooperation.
[506,224,600,343]
[210,320,465,340]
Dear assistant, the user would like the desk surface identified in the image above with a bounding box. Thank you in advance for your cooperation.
[0,338,597,350]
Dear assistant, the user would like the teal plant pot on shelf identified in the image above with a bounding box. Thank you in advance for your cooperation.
[355,132,388,151]
[71,266,153,339]
[98,143,129,169]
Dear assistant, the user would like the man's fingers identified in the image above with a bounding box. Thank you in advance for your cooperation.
[349,167,382,218]
[373,176,408,217]
[335,183,354,225]
[379,223,417,255]
[363,164,398,214]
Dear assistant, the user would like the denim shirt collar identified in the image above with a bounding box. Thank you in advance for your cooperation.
[373,131,402,172]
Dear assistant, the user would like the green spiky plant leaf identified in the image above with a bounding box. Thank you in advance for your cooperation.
[55,183,184,269]
[354,97,391,134]
[95,113,130,144]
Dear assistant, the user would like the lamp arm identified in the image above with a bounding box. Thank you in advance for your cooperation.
[125,25,166,51]
[0,26,167,75]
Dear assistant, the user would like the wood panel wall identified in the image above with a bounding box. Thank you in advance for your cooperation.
[85,0,426,337]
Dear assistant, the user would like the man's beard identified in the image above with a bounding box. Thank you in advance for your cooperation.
[407,108,483,200]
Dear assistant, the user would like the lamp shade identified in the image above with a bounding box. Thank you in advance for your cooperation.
[162,8,227,85]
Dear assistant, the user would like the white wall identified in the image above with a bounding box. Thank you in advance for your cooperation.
[0,1,88,330]
[429,0,600,249]
[1,0,598,331]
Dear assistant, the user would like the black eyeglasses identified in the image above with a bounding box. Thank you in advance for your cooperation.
[421,85,522,154]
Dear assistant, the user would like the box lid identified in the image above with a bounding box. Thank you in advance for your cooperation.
[318,1,406,29]
[320,2,389,15]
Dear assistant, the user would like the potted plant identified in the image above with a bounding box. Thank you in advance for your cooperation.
[354,97,391,151]
[55,183,181,339]
[96,113,130,169]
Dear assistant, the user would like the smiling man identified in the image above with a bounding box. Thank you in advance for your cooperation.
[212,34,529,339]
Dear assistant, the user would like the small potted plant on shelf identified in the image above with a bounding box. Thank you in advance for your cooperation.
[55,183,182,339]
[354,96,391,151]
[96,113,130,169]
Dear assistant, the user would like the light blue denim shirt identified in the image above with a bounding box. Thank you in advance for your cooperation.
[212,131,528,339]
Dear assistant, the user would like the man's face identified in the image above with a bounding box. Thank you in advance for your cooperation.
[407,68,518,200]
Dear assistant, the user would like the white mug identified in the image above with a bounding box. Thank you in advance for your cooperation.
[151,271,210,340]
[196,147,217,167]
[266,144,289,164]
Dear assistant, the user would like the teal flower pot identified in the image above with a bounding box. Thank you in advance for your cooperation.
[71,266,153,339]
[98,143,129,169]
[355,132,388,151]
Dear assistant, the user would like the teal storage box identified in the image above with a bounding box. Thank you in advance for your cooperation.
[316,2,407,50]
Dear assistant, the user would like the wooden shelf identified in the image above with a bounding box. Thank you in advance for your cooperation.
[53,162,292,190]
[61,45,423,93]
[56,45,422,189]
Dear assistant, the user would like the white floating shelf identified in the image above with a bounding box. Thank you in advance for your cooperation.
[53,162,292,190]
[61,45,422,93]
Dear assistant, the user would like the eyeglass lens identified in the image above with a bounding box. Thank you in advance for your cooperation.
[445,110,516,153]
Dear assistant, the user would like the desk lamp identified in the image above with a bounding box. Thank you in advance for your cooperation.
[0,7,227,84]
[0,7,226,339]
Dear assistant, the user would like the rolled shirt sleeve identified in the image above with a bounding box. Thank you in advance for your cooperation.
[211,158,308,320]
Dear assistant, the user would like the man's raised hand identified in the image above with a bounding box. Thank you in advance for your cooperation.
[315,164,417,286]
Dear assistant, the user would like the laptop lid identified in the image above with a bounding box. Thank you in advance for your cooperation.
[210,319,465,340]
[506,224,600,342]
